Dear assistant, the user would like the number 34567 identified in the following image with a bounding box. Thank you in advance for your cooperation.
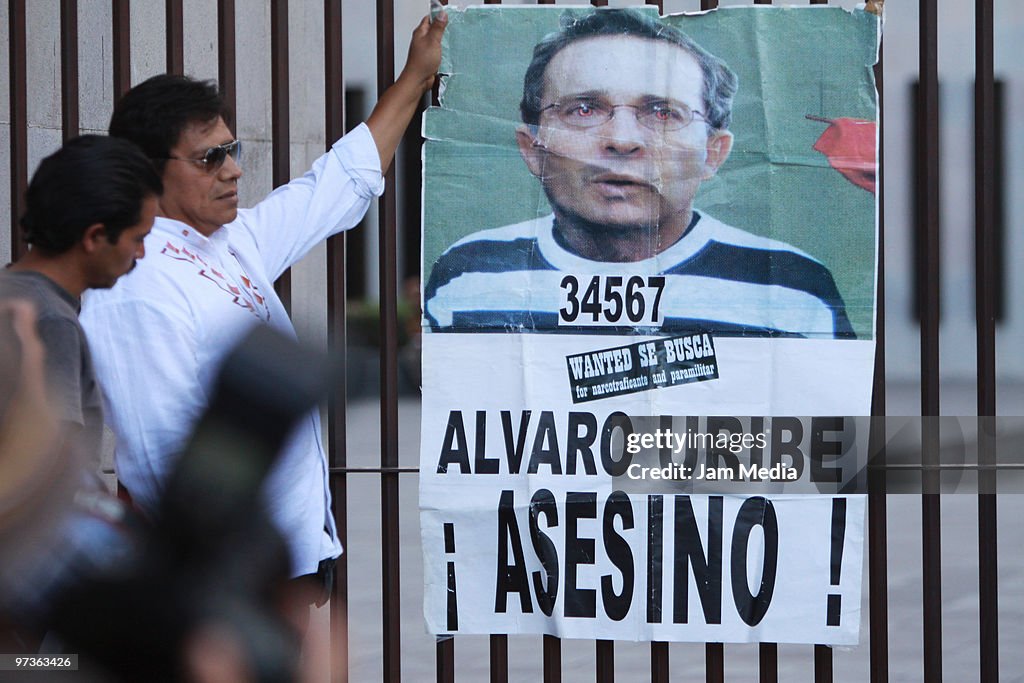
[559,275,665,326]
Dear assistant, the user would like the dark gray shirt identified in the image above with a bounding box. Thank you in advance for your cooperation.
[0,270,105,475]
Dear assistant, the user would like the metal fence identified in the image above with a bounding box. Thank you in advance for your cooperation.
[3,0,1008,681]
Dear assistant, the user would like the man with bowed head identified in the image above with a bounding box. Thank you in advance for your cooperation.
[82,13,447,616]
[1,135,161,482]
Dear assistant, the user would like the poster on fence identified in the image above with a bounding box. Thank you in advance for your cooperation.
[420,6,880,645]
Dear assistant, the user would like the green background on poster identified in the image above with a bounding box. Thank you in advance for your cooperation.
[423,6,879,338]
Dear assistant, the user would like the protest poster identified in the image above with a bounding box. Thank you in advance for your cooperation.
[420,5,879,645]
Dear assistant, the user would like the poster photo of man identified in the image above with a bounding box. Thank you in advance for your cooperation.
[418,6,881,644]
[423,7,877,339]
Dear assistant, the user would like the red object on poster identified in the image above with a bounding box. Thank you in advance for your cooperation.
[808,115,877,194]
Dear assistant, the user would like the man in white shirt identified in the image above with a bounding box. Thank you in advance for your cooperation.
[82,14,447,612]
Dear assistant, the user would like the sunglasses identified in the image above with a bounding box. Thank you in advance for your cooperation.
[162,139,241,173]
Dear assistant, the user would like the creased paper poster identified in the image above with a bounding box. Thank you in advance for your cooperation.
[420,6,879,645]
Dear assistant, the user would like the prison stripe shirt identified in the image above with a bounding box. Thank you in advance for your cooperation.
[424,212,854,339]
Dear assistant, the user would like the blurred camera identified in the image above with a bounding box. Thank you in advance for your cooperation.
[0,325,334,682]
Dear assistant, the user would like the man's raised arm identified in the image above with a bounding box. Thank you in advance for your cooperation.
[366,12,447,173]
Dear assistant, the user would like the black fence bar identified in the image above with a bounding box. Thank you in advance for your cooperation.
[679,0,721,587]
[814,646,833,683]
[60,0,78,140]
[750,20,787,683]
[918,2,943,682]
[437,638,455,683]
[699,0,717,492]
[920,153,945,683]
[574,1,612,676]
[705,643,724,683]
[8,0,27,261]
[750,12,791,683]
[869,35,890,683]
[645,0,664,13]
[544,635,561,683]
[533,0,559,665]
[651,641,669,683]
[695,9,722,681]
[325,227,350,683]
[323,2,348,681]
[974,2,999,682]
[490,635,508,683]
[431,12,451,683]
[166,0,183,75]
[868,389,890,683]
[342,117,368,287]
[974,3,997,461]
[597,639,614,683]
[399,95,425,281]
[112,0,130,100]
[217,0,236,133]
[917,6,941,409]
[977,80,1006,322]
[375,1,402,680]
[757,3,786,677]
[814,643,833,677]
[909,80,938,325]
[270,0,292,312]
[759,644,777,683]
[481,4,506,669]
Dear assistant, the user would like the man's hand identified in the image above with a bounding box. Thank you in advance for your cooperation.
[0,300,51,436]
[0,300,65,536]
[366,12,448,173]
[399,12,448,95]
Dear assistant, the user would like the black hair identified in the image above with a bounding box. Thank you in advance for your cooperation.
[520,9,738,131]
[20,135,163,254]
[108,74,232,172]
